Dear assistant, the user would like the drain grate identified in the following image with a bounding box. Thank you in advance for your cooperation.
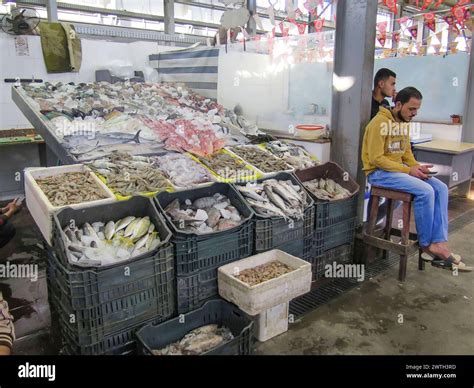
[290,253,401,318]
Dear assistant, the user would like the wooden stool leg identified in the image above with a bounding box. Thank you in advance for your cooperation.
[399,201,412,282]
[366,195,380,264]
[418,248,425,271]
[383,199,394,260]
[399,255,407,282]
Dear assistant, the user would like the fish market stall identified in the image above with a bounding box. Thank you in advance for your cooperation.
[9,31,364,355]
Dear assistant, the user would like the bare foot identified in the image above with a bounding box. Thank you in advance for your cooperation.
[424,242,451,260]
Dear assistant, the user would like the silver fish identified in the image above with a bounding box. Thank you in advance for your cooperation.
[132,217,151,240]
[105,220,115,240]
[115,216,135,232]
[124,218,140,237]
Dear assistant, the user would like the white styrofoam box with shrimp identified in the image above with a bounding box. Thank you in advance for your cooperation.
[218,249,311,316]
[224,145,294,179]
[24,164,116,244]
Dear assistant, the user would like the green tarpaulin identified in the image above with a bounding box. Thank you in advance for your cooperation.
[39,22,82,73]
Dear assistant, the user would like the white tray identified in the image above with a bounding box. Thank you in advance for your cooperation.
[218,249,311,316]
[24,164,116,244]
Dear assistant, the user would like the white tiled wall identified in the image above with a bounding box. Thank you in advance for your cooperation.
[0,32,172,130]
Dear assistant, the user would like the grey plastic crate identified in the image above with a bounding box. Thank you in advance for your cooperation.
[48,267,175,347]
[313,217,357,256]
[136,299,254,355]
[242,172,315,253]
[308,243,354,280]
[295,162,360,229]
[53,305,162,355]
[155,183,255,277]
[49,197,174,310]
[176,267,220,314]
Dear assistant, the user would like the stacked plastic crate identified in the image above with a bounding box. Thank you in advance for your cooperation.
[155,183,254,314]
[47,197,175,355]
[245,172,315,261]
[296,162,360,281]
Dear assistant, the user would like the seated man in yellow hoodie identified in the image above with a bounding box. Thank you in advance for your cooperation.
[362,86,470,272]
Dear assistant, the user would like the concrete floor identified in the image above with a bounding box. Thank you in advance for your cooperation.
[1,190,474,355]
[257,216,474,355]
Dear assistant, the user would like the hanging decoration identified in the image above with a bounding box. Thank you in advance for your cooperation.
[279,21,290,37]
[448,41,459,54]
[303,0,318,14]
[443,15,460,35]
[392,31,401,43]
[424,12,436,32]
[286,0,296,19]
[433,43,442,55]
[297,22,307,35]
[417,43,427,56]
[253,13,264,30]
[426,35,433,47]
[397,16,410,26]
[435,31,443,44]
[383,0,398,14]
[451,4,469,28]
[421,0,434,11]
[295,8,304,19]
[408,25,418,39]
[377,21,388,33]
[313,18,325,32]
[267,4,276,26]
[377,32,387,47]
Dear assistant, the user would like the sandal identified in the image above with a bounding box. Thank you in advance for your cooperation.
[431,256,472,272]
[421,248,463,263]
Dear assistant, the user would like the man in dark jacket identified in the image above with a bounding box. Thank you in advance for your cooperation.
[371,68,397,119]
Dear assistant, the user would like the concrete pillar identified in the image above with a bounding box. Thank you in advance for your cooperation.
[164,0,175,35]
[330,0,378,222]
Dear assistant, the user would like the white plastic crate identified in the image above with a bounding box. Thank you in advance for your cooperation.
[218,249,312,316]
[255,302,289,342]
[24,164,116,244]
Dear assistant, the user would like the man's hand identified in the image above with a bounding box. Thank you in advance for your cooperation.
[1,202,19,219]
[419,164,434,174]
[409,165,429,180]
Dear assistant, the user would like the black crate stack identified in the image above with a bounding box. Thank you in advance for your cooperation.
[46,197,176,355]
[295,162,360,281]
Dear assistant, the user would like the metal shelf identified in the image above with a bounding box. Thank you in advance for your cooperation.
[11,86,77,165]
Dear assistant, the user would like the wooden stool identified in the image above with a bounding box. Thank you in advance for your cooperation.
[364,186,422,282]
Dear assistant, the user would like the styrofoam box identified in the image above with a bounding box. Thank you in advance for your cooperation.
[255,302,289,342]
[24,164,116,245]
[218,249,312,316]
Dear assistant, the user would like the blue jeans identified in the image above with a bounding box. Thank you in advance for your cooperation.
[368,169,448,248]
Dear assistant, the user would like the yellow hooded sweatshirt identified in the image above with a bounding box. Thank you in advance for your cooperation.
[362,107,419,176]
